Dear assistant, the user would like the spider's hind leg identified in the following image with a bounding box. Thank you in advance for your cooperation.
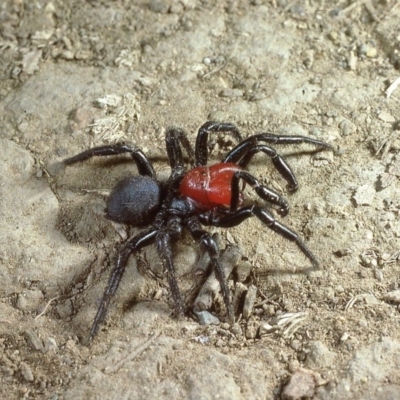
[90,228,157,339]
[63,143,156,178]
[155,216,186,316]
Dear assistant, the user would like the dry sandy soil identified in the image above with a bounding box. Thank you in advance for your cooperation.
[1,1,400,399]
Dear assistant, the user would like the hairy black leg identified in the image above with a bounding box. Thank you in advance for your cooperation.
[199,206,318,268]
[161,128,196,213]
[248,133,333,148]
[64,143,156,178]
[90,228,157,338]
[186,216,233,320]
[195,121,243,166]
[156,216,184,315]
[230,170,289,216]
[224,135,332,191]
[165,127,195,173]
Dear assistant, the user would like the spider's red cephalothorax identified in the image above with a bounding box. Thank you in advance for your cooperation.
[62,121,332,338]
[180,163,243,209]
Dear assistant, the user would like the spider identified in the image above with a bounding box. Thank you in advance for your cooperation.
[62,121,332,338]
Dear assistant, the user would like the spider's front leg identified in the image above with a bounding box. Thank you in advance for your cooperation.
[195,121,243,166]
[186,216,233,321]
[230,170,289,216]
[63,143,156,178]
[90,228,157,338]
[165,127,195,175]
[224,134,333,192]
[199,206,318,268]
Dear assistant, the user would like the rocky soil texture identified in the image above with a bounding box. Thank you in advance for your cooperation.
[1,1,400,399]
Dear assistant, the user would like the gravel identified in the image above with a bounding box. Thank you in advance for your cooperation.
[1,1,400,399]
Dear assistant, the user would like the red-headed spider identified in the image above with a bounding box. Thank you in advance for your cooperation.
[62,121,332,338]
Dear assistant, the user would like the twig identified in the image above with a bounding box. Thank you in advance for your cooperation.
[202,63,226,79]
[35,296,59,320]
[104,332,160,374]
[386,77,400,99]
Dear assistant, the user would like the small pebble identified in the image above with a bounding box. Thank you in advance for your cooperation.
[259,322,275,336]
[288,359,300,373]
[16,289,44,312]
[22,49,42,75]
[44,337,58,352]
[335,248,353,257]
[328,31,339,43]
[24,330,44,351]
[148,0,169,13]
[194,310,220,325]
[232,282,247,315]
[335,285,344,294]
[366,47,377,58]
[236,260,252,282]
[383,289,400,304]
[378,111,396,123]
[243,285,257,319]
[291,340,301,351]
[353,184,376,206]
[245,319,259,339]
[20,362,34,382]
[281,369,316,399]
[219,89,243,98]
[1,366,15,377]
[374,268,384,282]
[348,51,357,70]
[339,119,356,136]
[192,335,210,345]
[231,323,243,336]
[340,332,349,342]
[305,341,336,369]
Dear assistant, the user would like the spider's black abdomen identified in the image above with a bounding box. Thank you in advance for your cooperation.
[106,175,161,226]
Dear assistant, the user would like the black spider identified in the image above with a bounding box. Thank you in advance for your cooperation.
[62,121,332,338]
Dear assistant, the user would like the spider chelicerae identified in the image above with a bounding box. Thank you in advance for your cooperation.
[62,121,332,338]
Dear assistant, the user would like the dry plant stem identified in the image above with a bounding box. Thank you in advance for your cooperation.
[35,296,59,320]
[386,76,400,98]
[104,332,160,374]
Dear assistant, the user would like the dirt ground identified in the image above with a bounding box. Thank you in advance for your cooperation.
[1,1,400,399]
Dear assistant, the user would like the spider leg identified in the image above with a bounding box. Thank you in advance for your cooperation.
[245,133,333,148]
[224,142,299,192]
[199,206,318,268]
[63,143,156,178]
[156,216,185,315]
[90,228,157,338]
[230,170,289,216]
[195,121,243,166]
[224,135,332,192]
[162,128,196,207]
[165,127,195,173]
[186,216,233,321]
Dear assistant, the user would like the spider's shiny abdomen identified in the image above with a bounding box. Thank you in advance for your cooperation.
[180,162,242,209]
[106,175,161,226]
